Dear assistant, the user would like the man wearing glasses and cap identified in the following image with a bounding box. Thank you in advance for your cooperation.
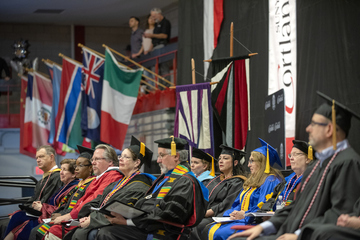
[94,136,209,240]
[229,91,360,240]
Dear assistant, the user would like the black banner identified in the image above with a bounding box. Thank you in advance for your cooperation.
[264,89,286,169]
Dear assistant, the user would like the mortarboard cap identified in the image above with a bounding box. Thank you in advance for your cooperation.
[219,144,246,165]
[292,140,314,160]
[192,147,216,176]
[253,138,282,173]
[155,136,188,156]
[316,91,360,149]
[77,145,94,156]
[128,136,153,168]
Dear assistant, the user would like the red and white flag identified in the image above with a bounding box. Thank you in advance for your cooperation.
[31,72,53,149]
[204,0,224,79]
[20,74,36,157]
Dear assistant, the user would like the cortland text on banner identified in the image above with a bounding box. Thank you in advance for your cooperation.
[268,0,297,166]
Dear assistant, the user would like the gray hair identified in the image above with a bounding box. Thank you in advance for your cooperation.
[37,145,56,157]
[165,149,188,162]
[151,7,162,14]
[95,144,119,166]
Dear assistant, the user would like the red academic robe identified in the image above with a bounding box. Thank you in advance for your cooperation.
[47,169,123,238]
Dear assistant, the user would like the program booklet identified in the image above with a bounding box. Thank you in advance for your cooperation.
[91,200,147,219]
[244,212,275,217]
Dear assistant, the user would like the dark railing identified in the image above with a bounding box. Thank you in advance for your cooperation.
[126,42,178,87]
[0,176,38,206]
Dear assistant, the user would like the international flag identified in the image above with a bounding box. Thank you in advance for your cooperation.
[211,57,250,151]
[32,72,53,148]
[174,82,214,156]
[100,48,143,150]
[44,62,60,145]
[203,0,224,79]
[19,74,36,157]
[44,62,74,155]
[81,48,105,142]
[55,57,83,149]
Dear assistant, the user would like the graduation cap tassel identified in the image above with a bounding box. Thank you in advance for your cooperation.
[140,142,145,157]
[210,156,215,177]
[170,136,176,156]
[308,145,313,160]
[264,144,270,173]
[332,100,337,150]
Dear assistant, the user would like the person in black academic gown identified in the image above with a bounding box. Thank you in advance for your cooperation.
[229,91,360,240]
[191,145,247,239]
[299,196,360,240]
[1,146,62,239]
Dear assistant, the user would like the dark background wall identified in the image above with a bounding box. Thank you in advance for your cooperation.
[178,0,360,162]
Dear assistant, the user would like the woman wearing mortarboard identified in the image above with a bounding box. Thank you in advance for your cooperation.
[191,145,247,239]
[259,140,315,214]
[202,138,284,240]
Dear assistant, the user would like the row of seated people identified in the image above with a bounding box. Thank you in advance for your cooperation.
[3,136,207,240]
[191,139,313,240]
[3,93,360,240]
[3,136,310,240]
[222,94,360,240]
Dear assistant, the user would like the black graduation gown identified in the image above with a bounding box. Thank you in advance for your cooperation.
[70,174,153,240]
[268,147,360,236]
[299,196,360,240]
[194,175,246,237]
[95,161,208,240]
[25,170,62,206]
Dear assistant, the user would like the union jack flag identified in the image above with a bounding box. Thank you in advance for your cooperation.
[81,48,105,142]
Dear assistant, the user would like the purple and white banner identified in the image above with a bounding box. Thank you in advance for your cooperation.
[174,82,214,156]
[268,0,297,166]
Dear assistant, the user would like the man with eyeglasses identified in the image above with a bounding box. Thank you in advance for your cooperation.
[229,92,360,240]
[0,145,62,239]
[94,136,209,240]
[45,144,123,240]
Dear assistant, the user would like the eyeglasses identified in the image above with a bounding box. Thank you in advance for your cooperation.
[248,159,257,164]
[288,152,305,158]
[91,158,107,162]
[119,155,131,160]
[157,153,169,159]
[76,164,91,168]
[309,120,329,127]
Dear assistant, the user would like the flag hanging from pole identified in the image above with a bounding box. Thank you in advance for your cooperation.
[81,48,105,142]
[44,62,74,154]
[20,74,35,157]
[31,72,53,149]
[100,48,143,150]
[174,82,214,156]
[55,57,83,148]
[211,57,250,151]
[203,0,224,80]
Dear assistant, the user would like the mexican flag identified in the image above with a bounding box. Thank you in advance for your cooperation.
[100,48,143,150]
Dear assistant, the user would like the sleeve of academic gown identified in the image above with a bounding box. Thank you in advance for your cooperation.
[303,157,360,225]
[77,182,117,219]
[211,178,244,216]
[24,172,62,207]
[132,176,196,231]
[70,171,122,219]
[86,178,152,229]
[247,175,282,213]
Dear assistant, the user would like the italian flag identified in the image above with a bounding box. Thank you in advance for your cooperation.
[100,48,143,150]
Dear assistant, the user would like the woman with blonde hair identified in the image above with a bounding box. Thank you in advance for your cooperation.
[203,138,284,240]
